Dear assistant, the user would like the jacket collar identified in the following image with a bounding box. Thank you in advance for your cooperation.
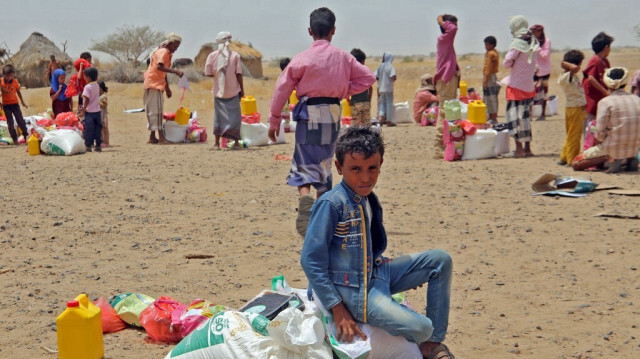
[339,181,367,204]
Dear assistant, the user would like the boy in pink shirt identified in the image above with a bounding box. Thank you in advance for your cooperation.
[267,7,375,237]
[79,67,102,152]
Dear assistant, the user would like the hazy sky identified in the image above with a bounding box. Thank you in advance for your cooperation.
[2,0,639,62]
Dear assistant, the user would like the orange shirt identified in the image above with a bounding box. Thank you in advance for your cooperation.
[144,48,172,91]
[483,49,499,77]
[0,78,20,104]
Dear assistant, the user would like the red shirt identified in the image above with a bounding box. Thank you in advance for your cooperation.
[582,55,610,116]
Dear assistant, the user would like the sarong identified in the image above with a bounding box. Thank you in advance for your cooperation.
[144,89,164,131]
[533,74,550,106]
[214,94,241,140]
[506,98,533,142]
[482,73,500,115]
[287,99,341,194]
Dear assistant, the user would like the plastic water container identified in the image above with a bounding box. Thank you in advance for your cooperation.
[56,294,104,359]
[241,96,257,115]
[164,120,189,143]
[459,81,468,97]
[341,99,352,118]
[467,100,487,125]
[27,135,40,155]
[289,90,299,106]
[175,107,191,125]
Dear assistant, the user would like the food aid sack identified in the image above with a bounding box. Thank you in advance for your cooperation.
[240,122,269,147]
[368,326,421,359]
[266,308,332,359]
[93,297,127,333]
[392,102,412,123]
[139,296,184,343]
[55,112,79,128]
[320,308,371,359]
[421,106,438,126]
[462,129,497,160]
[494,130,510,156]
[40,129,86,156]
[109,293,155,327]
[164,311,275,359]
[171,300,228,338]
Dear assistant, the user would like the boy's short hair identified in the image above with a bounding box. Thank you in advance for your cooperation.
[279,58,291,71]
[310,7,336,38]
[442,14,457,23]
[80,52,92,61]
[2,64,16,75]
[484,36,497,46]
[350,48,366,64]
[335,126,385,166]
[591,32,614,53]
[563,50,585,66]
[83,67,98,82]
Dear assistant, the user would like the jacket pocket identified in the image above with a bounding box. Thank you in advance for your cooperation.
[330,270,360,288]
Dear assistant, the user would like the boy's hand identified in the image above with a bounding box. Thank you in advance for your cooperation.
[331,303,367,343]
[268,128,279,142]
[21,101,28,109]
[166,88,172,98]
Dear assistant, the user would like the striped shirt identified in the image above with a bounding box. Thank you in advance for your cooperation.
[595,90,640,159]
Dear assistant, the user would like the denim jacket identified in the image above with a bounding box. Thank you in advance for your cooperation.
[301,180,387,323]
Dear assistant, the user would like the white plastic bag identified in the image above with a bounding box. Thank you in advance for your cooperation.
[494,130,510,156]
[368,326,421,359]
[240,122,269,147]
[269,120,286,145]
[392,102,411,123]
[40,129,86,156]
[165,121,189,143]
[267,308,332,359]
[461,129,497,160]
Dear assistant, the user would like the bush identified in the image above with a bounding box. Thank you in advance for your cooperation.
[167,66,204,84]
[103,62,144,83]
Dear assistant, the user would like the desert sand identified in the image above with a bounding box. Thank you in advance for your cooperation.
[0,48,639,359]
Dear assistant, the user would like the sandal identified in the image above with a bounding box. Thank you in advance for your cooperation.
[429,343,456,359]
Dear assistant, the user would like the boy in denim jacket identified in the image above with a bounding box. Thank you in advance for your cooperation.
[301,127,455,359]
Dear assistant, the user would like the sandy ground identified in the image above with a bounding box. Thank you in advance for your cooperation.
[1,49,639,358]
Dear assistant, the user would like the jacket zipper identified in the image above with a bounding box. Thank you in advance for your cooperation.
[358,204,368,323]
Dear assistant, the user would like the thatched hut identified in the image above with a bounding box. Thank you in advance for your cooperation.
[10,32,72,88]
[194,41,263,78]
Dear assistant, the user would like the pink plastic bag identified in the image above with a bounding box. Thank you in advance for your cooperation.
[171,300,228,338]
[139,296,183,343]
[583,119,597,150]
[94,297,127,333]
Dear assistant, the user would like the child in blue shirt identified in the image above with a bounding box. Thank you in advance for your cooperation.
[301,126,455,359]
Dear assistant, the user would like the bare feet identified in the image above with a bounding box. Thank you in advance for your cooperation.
[525,151,534,157]
[158,139,170,145]
[147,139,159,144]
[514,150,526,158]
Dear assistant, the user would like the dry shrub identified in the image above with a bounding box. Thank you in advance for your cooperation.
[103,62,144,83]
[167,66,203,84]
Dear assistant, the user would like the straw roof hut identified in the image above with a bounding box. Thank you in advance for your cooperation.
[9,32,72,88]
[194,41,263,78]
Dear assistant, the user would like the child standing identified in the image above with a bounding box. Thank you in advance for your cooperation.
[98,81,109,147]
[79,67,102,152]
[50,68,73,117]
[349,49,373,126]
[482,36,500,124]
[267,7,375,238]
[375,52,396,126]
[433,14,459,157]
[0,64,29,145]
[530,25,552,121]
[557,50,587,165]
[582,32,613,131]
[504,15,538,158]
[301,126,455,359]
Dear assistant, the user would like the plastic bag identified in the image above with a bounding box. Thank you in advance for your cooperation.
[421,106,438,126]
[392,102,411,123]
[139,296,184,343]
[171,300,227,338]
[461,129,497,160]
[55,112,79,128]
[109,292,155,327]
[443,99,461,121]
[40,129,86,156]
[94,297,127,333]
[583,119,597,150]
[240,122,269,147]
[267,308,332,358]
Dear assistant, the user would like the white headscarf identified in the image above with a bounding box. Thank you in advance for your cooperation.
[604,67,629,90]
[149,33,182,59]
[509,15,538,64]
[215,31,233,97]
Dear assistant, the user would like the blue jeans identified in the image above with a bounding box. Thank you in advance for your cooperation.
[378,92,394,121]
[83,111,102,148]
[366,249,452,343]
